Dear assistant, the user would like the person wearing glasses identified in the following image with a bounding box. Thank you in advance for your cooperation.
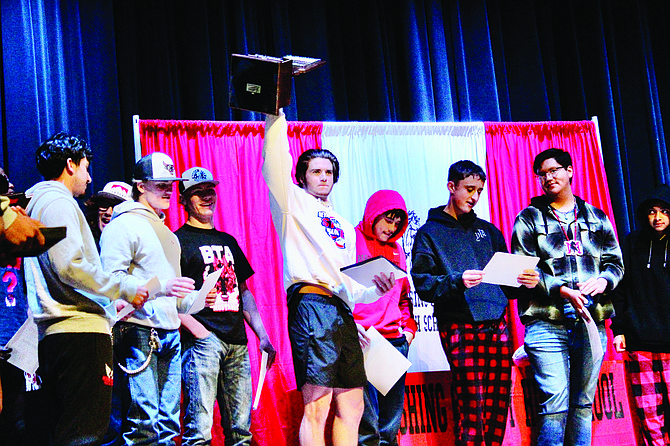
[84,181,132,251]
[511,148,624,446]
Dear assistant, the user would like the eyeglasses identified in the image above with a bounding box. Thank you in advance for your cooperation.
[536,167,565,180]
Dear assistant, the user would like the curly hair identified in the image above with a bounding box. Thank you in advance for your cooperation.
[36,132,92,180]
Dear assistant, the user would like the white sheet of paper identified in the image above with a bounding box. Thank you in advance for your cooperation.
[5,316,39,374]
[187,268,224,315]
[252,350,269,410]
[585,316,604,361]
[482,252,540,287]
[341,256,407,288]
[363,327,411,396]
[145,276,161,298]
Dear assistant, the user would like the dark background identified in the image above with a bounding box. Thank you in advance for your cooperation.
[1,0,668,235]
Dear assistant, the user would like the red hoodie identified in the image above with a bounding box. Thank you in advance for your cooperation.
[353,190,417,339]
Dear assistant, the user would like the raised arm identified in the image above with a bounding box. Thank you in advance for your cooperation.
[262,110,295,218]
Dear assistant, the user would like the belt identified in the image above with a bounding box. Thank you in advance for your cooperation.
[298,284,333,296]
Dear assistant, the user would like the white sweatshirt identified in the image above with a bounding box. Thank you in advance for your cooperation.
[100,200,195,330]
[262,111,378,310]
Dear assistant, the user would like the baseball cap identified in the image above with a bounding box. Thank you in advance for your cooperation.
[95,181,133,202]
[179,167,219,195]
[133,153,185,182]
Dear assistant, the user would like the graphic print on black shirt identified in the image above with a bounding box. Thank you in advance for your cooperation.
[175,225,254,345]
[200,244,240,312]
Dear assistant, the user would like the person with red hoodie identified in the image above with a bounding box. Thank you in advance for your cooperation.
[354,190,417,446]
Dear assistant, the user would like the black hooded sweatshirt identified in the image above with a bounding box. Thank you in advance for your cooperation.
[411,205,514,324]
[611,184,670,352]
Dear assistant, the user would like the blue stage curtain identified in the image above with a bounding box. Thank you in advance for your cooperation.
[0,0,669,235]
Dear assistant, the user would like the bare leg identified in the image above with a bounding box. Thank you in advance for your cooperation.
[300,383,334,446]
[332,387,364,446]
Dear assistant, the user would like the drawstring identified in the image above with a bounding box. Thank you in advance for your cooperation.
[648,236,669,268]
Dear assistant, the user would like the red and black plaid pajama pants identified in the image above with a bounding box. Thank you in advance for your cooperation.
[625,350,670,446]
[439,318,512,446]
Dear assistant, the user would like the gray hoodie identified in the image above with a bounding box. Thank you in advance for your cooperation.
[100,200,195,330]
[25,181,139,338]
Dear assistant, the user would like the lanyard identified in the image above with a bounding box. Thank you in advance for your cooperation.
[550,205,582,256]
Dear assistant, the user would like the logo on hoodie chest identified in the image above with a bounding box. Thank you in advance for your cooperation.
[318,211,346,249]
[475,229,487,242]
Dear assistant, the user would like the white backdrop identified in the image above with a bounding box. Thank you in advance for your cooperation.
[322,121,488,372]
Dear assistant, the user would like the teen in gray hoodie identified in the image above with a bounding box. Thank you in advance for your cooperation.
[24,132,147,446]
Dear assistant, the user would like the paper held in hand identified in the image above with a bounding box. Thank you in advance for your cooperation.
[340,256,407,288]
[187,268,224,315]
[363,327,412,396]
[482,252,539,287]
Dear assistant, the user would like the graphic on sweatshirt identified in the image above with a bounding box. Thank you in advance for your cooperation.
[199,245,240,312]
[318,211,346,249]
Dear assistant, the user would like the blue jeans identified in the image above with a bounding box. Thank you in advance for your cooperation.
[523,319,607,446]
[106,323,182,446]
[359,336,409,446]
[181,333,252,446]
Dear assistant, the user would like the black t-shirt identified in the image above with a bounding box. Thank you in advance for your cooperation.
[175,224,254,344]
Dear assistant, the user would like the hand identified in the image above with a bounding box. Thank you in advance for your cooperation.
[356,323,371,348]
[560,286,591,322]
[260,339,277,368]
[0,347,11,361]
[205,288,217,308]
[613,334,626,353]
[166,277,195,298]
[373,272,395,296]
[131,285,149,308]
[517,269,540,289]
[578,277,608,297]
[404,331,415,346]
[114,299,134,321]
[462,270,484,289]
[3,208,45,253]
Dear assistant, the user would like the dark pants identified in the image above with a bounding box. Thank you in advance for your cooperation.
[0,362,47,446]
[359,336,409,446]
[36,333,113,446]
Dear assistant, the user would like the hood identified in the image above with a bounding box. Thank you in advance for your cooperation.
[356,190,408,243]
[426,204,477,228]
[26,181,73,214]
[111,200,164,222]
[636,184,670,234]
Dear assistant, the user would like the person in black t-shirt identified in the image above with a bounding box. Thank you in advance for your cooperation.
[175,167,276,446]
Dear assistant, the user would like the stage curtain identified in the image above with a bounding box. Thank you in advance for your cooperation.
[139,118,323,445]
[484,120,620,361]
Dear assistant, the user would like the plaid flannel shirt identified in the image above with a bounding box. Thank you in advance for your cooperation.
[511,195,624,323]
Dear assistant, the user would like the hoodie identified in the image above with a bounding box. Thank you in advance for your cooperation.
[24,181,139,338]
[412,206,512,323]
[611,184,670,352]
[353,190,417,339]
[100,200,195,330]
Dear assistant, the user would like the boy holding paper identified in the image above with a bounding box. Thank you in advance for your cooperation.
[411,160,539,446]
[175,167,276,446]
[24,133,148,446]
[353,190,416,446]
[512,148,623,446]
[100,153,197,446]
